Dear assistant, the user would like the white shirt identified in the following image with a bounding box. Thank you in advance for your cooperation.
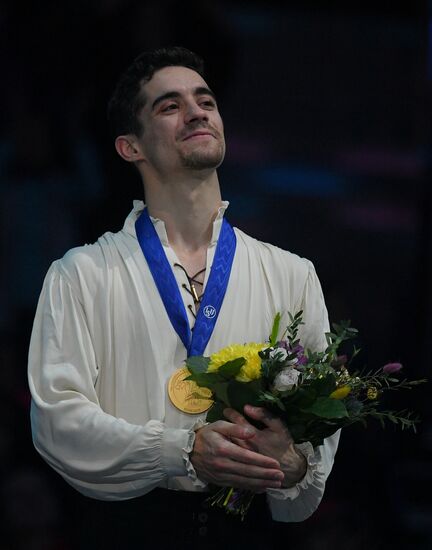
[28,200,340,523]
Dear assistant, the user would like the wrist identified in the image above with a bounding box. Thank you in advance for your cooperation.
[280,444,307,488]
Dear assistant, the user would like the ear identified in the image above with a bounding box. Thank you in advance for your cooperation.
[114,135,145,163]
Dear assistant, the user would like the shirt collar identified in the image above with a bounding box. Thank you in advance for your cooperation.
[124,200,229,247]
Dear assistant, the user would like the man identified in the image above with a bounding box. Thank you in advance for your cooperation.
[28,47,339,547]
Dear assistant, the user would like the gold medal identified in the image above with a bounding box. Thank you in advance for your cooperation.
[168,366,213,414]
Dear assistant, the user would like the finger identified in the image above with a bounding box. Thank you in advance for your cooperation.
[216,457,283,480]
[212,420,255,441]
[211,422,279,466]
[223,407,253,428]
[219,438,280,469]
[231,437,256,451]
[209,453,285,490]
[244,405,285,432]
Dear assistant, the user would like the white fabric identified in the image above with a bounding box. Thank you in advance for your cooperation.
[28,200,339,522]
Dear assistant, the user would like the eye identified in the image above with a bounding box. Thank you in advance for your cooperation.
[161,103,178,113]
[200,99,216,109]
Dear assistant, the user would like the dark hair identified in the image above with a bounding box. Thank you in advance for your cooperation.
[107,46,205,139]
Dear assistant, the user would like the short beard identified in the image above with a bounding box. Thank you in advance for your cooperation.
[180,143,225,170]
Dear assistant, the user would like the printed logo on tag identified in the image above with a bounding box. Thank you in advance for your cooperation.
[203,305,217,319]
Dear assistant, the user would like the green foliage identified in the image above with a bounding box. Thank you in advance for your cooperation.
[324,320,358,362]
[309,373,337,397]
[206,401,225,423]
[199,311,427,520]
[284,310,304,344]
[211,382,230,405]
[186,357,246,392]
[185,371,223,387]
[186,355,210,373]
[301,397,348,419]
[186,312,426,450]
[227,380,262,411]
[218,358,246,378]
[269,312,281,346]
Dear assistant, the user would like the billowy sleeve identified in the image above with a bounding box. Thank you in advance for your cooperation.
[28,263,194,501]
[267,260,340,522]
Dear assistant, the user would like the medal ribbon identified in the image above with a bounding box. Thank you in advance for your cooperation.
[135,207,236,356]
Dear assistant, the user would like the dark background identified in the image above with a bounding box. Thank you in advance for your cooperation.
[0,1,431,548]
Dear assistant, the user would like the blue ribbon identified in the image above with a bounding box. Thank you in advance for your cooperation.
[135,207,236,356]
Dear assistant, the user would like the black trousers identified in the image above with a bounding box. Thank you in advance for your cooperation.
[75,488,279,549]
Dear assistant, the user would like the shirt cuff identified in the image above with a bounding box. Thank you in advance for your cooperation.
[267,441,319,501]
[183,419,208,488]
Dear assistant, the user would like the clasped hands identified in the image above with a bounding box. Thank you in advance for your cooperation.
[190,404,307,493]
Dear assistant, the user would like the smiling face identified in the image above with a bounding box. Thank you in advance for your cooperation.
[135,66,225,178]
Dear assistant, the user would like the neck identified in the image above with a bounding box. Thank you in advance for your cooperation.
[143,170,222,253]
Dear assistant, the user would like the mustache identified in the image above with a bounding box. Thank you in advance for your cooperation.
[177,123,222,141]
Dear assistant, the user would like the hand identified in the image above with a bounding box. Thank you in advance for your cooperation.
[189,420,285,493]
[224,405,307,488]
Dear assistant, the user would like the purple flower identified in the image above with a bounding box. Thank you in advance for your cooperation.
[291,343,304,354]
[297,353,308,366]
[291,344,307,365]
[383,362,403,374]
[276,341,307,364]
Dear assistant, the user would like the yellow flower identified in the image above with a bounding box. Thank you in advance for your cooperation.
[208,343,267,382]
[330,385,351,399]
[367,386,378,400]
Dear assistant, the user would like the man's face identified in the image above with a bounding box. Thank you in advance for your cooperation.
[135,66,225,177]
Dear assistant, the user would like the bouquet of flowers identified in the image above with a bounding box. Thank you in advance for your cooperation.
[186,311,426,519]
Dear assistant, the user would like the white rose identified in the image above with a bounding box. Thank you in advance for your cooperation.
[269,347,288,361]
[273,367,300,391]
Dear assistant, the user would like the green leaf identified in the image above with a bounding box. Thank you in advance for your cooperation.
[287,423,308,442]
[219,357,246,379]
[275,399,286,412]
[258,392,286,411]
[206,401,225,423]
[309,374,337,397]
[284,386,317,409]
[185,356,210,375]
[227,380,262,411]
[184,372,223,389]
[269,313,281,346]
[301,397,348,419]
[259,391,278,402]
[300,421,341,447]
[211,382,230,405]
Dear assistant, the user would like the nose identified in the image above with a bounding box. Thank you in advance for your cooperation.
[184,101,208,125]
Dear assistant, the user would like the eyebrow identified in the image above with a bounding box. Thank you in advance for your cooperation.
[151,86,217,111]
